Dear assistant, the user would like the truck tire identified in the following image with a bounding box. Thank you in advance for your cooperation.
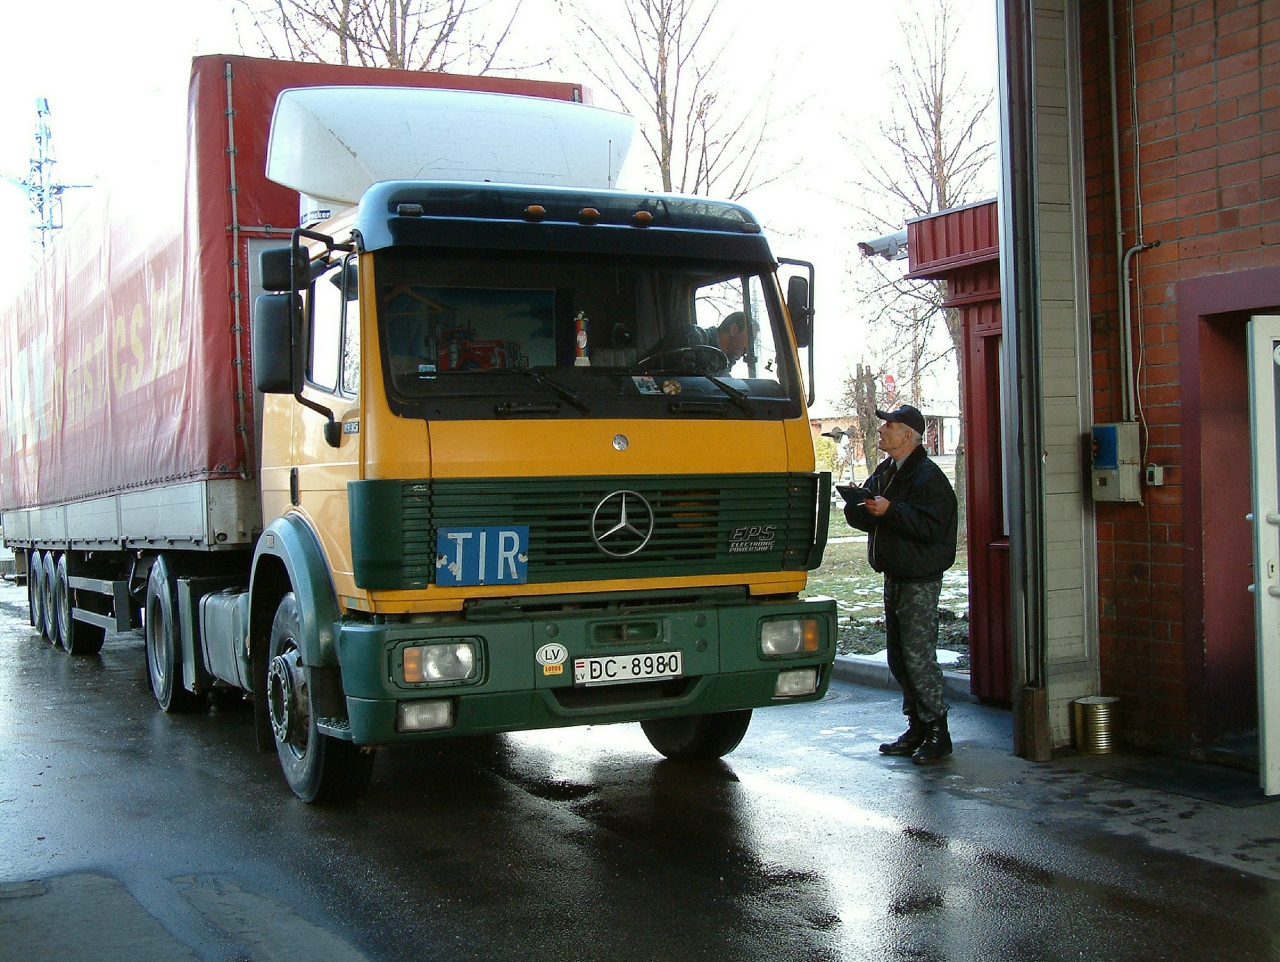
[29,551,45,636]
[641,709,753,760]
[145,557,198,713]
[56,554,106,655]
[267,593,373,803]
[40,553,60,646]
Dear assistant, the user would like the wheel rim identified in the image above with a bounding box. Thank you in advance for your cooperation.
[267,643,310,757]
[146,593,169,692]
[55,557,70,648]
[41,555,58,643]
[30,554,44,631]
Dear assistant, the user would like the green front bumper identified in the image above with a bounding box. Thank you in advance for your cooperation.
[333,592,837,745]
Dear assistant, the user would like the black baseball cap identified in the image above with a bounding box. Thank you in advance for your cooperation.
[875,404,926,434]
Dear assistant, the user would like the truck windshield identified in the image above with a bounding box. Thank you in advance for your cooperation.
[373,248,802,420]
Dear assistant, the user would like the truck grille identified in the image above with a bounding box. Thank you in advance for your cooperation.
[350,473,822,590]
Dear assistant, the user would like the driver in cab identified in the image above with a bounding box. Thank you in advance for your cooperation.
[646,311,750,370]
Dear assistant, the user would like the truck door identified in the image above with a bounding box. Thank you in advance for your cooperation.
[1247,314,1280,795]
[294,254,362,592]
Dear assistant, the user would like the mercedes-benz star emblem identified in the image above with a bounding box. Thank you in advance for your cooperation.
[591,490,655,558]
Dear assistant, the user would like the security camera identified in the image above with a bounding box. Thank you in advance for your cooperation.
[857,230,908,261]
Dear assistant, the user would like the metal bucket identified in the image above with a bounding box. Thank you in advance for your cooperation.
[1073,696,1121,754]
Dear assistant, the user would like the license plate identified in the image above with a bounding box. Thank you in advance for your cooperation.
[573,651,683,687]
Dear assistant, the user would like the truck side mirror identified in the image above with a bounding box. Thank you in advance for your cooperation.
[787,275,812,348]
[253,293,298,393]
[259,247,295,293]
[338,260,359,301]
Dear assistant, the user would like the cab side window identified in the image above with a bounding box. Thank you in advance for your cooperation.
[309,258,360,396]
[340,258,361,396]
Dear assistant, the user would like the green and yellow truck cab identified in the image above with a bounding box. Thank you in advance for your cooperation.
[251,179,836,800]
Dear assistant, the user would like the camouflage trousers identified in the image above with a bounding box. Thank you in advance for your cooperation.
[883,578,947,724]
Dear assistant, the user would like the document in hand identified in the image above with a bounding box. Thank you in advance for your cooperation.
[835,483,873,503]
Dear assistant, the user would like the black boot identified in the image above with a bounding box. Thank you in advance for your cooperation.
[912,717,953,764]
[879,718,927,756]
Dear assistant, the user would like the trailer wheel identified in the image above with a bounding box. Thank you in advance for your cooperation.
[268,593,373,803]
[56,554,105,655]
[145,557,197,712]
[29,551,46,636]
[641,709,753,760]
[40,553,60,646]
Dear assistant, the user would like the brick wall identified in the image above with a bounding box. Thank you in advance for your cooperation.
[1079,0,1279,750]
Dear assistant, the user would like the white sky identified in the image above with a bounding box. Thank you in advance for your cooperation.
[0,0,997,414]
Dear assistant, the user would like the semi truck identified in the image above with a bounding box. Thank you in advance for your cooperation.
[0,55,836,803]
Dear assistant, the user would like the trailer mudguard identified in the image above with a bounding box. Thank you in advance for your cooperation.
[249,513,343,669]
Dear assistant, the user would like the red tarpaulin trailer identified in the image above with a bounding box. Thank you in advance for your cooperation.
[0,55,586,513]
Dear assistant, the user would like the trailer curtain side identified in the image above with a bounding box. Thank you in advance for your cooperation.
[0,55,586,514]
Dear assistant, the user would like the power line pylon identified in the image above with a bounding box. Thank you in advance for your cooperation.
[3,98,92,249]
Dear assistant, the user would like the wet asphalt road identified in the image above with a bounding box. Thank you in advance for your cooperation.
[2,578,1279,962]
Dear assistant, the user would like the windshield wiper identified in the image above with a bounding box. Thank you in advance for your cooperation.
[702,375,757,417]
[514,369,590,414]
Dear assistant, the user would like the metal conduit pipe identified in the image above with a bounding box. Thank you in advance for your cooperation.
[1122,240,1160,379]
[1108,0,1157,424]
[1106,0,1133,422]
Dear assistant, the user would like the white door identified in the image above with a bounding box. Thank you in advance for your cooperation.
[1246,315,1280,795]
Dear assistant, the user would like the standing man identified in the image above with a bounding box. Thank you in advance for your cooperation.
[843,405,959,764]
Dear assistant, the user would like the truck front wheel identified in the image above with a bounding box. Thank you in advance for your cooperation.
[145,557,197,713]
[641,709,753,760]
[267,593,372,803]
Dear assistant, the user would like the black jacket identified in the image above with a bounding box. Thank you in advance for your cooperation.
[844,445,958,582]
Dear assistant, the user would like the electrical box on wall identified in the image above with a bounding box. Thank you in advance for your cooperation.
[1091,422,1142,502]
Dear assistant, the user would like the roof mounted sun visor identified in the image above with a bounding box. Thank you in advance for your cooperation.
[265,85,638,227]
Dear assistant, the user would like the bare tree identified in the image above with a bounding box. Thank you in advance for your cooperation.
[843,0,996,524]
[233,0,529,73]
[559,0,787,199]
[860,1,993,222]
[837,361,882,479]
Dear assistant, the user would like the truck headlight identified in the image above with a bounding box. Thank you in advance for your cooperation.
[760,618,821,656]
[402,642,477,684]
[397,699,454,732]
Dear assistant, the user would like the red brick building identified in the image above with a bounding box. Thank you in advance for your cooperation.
[1082,0,1278,760]
[1075,1,1274,757]
[992,0,1279,787]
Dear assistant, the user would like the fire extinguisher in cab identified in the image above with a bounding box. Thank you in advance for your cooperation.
[574,311,591,366]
